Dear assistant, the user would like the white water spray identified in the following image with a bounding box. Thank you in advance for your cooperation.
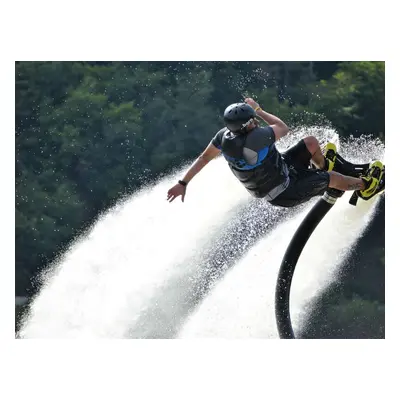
[19,128,384,338]
[177,191,380,338]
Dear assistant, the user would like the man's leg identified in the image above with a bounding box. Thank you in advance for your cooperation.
[329,161,384,197]
[302,136,327,169]
[281,136,323,170]
[276,137,383,207]
[328,171,365,191]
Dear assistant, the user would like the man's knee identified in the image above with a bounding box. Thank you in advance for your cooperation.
[303,136,320,154]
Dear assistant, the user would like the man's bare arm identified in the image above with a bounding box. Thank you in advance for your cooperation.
[244,97,289,141]
[167,142,221,203]
[255,109,289,140]
[181,142,221,184]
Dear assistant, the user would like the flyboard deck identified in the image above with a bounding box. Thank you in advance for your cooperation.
[331,153,385,206]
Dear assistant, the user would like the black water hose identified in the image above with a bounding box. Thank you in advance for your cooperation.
[275,190,342,339]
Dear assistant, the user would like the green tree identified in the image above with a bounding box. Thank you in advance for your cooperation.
[303,294,385,339]
[310,61,385,138]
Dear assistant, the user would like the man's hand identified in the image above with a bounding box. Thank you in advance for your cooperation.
[166,142,220,204]
[244,97,260,111]
[167,183,186,203]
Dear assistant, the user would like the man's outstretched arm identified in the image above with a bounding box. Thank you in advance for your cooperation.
[167,142,221,203]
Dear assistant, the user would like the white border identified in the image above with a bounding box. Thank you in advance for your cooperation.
[3,0,397,398]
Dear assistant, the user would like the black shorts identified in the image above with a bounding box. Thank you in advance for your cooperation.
[269,139,330,208]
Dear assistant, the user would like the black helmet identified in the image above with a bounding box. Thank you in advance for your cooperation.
[223,103,257,133]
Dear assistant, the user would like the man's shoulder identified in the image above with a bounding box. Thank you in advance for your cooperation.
[212,127,229,148]
[252,125,274,135]
[216,127,229,136]
[249,126,275,141]
[245,126,276,148]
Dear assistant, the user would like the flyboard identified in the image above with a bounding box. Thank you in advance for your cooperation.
[332,152,385,205]
[275,148,385,339]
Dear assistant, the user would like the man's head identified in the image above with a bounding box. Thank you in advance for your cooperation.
[223,103,258,134]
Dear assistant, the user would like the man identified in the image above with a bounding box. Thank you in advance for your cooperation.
[166,98,383,207]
